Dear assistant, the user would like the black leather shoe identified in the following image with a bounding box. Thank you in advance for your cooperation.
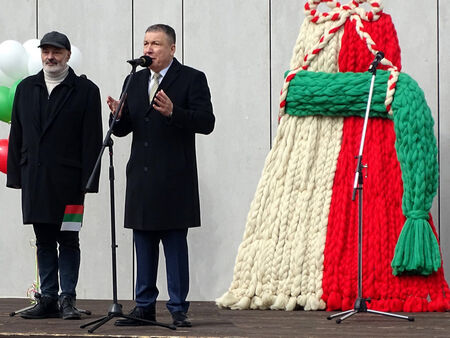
[114,306,156,326]
[171,311,192,327]
[59,295,81,320]
[20,295,60,319]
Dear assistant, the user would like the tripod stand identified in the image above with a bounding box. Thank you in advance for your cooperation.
[327,52,414,324]
[80,59,176,333]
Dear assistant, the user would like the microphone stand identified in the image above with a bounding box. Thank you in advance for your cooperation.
[80,63,176,333]
[327,52,414,324]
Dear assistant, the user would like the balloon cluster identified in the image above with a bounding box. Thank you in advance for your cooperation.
[0,39,82,174]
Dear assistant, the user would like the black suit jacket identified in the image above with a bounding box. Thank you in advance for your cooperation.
[112,58,214,231]
[7,68,103,224]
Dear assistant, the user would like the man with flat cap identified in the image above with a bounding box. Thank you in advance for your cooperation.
[7,31,102,320]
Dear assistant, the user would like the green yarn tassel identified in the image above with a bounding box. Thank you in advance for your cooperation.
[284,70,440,275]
[390,74,440,275]
[391,217,441,276]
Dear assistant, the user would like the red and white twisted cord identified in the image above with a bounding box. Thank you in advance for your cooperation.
[350,13,399,115]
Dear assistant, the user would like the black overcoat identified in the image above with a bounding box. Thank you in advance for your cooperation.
[112,58,214,231]
[7,68,103,224]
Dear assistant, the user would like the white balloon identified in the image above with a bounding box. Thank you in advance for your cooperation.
[0,40,29,81]
[0,68,16,87]
[23,38,40,55]
[23,39,42,75]
[27,56,42,75]
[68,45,82,73]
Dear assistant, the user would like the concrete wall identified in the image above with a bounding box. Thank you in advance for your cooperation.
[0,0,448,302]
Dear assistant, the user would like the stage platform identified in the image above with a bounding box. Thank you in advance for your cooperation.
[1,298,449,337]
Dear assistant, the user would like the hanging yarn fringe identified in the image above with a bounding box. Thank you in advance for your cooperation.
[217,0,450,312]
[218,4,345,310]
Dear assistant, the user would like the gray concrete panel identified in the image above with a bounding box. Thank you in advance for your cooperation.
[133,0,183,61]
[386,0,440,230]
[183,0,271,300]
[37,0,134,300]
[438,0,450,282]
[0,0,36,41]
[270,0,305,140]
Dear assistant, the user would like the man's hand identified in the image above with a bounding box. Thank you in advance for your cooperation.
[153,90,173,117]
[107,95,125,119]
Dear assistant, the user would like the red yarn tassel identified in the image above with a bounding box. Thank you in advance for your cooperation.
[326,292,342,311]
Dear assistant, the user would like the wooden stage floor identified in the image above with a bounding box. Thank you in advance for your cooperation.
[1,299,449,337]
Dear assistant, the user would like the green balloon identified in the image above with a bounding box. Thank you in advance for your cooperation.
[0,86,12,123]
[9,79,21,103]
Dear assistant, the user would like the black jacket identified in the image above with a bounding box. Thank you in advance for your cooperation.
[7,68,103,224]
[112,58,214,231]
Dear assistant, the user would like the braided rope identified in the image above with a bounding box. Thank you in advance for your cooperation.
[305,0,382,23]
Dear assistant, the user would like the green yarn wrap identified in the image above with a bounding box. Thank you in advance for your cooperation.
[285,70,391,119]
[285,70,440,276]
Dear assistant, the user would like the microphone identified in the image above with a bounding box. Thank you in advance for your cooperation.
[127,55,152,67]
[368,51,384,73]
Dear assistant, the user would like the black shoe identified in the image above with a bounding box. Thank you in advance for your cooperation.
[171,311,192,327]
[114,306,156,326]
[20,295,60,319]
[59,295,81,320]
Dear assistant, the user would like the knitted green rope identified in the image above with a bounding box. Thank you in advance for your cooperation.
[285,70,391,118]
[285,70,440,276]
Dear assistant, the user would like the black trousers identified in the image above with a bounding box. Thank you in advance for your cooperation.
[33,223,80,299]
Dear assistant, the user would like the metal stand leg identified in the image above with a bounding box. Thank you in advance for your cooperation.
[80,303,176,334]
[327,298,414,323]
[80,139,176,333]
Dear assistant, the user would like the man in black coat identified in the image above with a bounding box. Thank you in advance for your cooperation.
[107,24,214,327]
[7,31,102,320]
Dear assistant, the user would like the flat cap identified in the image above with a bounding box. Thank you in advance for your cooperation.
[38,31,71,51]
